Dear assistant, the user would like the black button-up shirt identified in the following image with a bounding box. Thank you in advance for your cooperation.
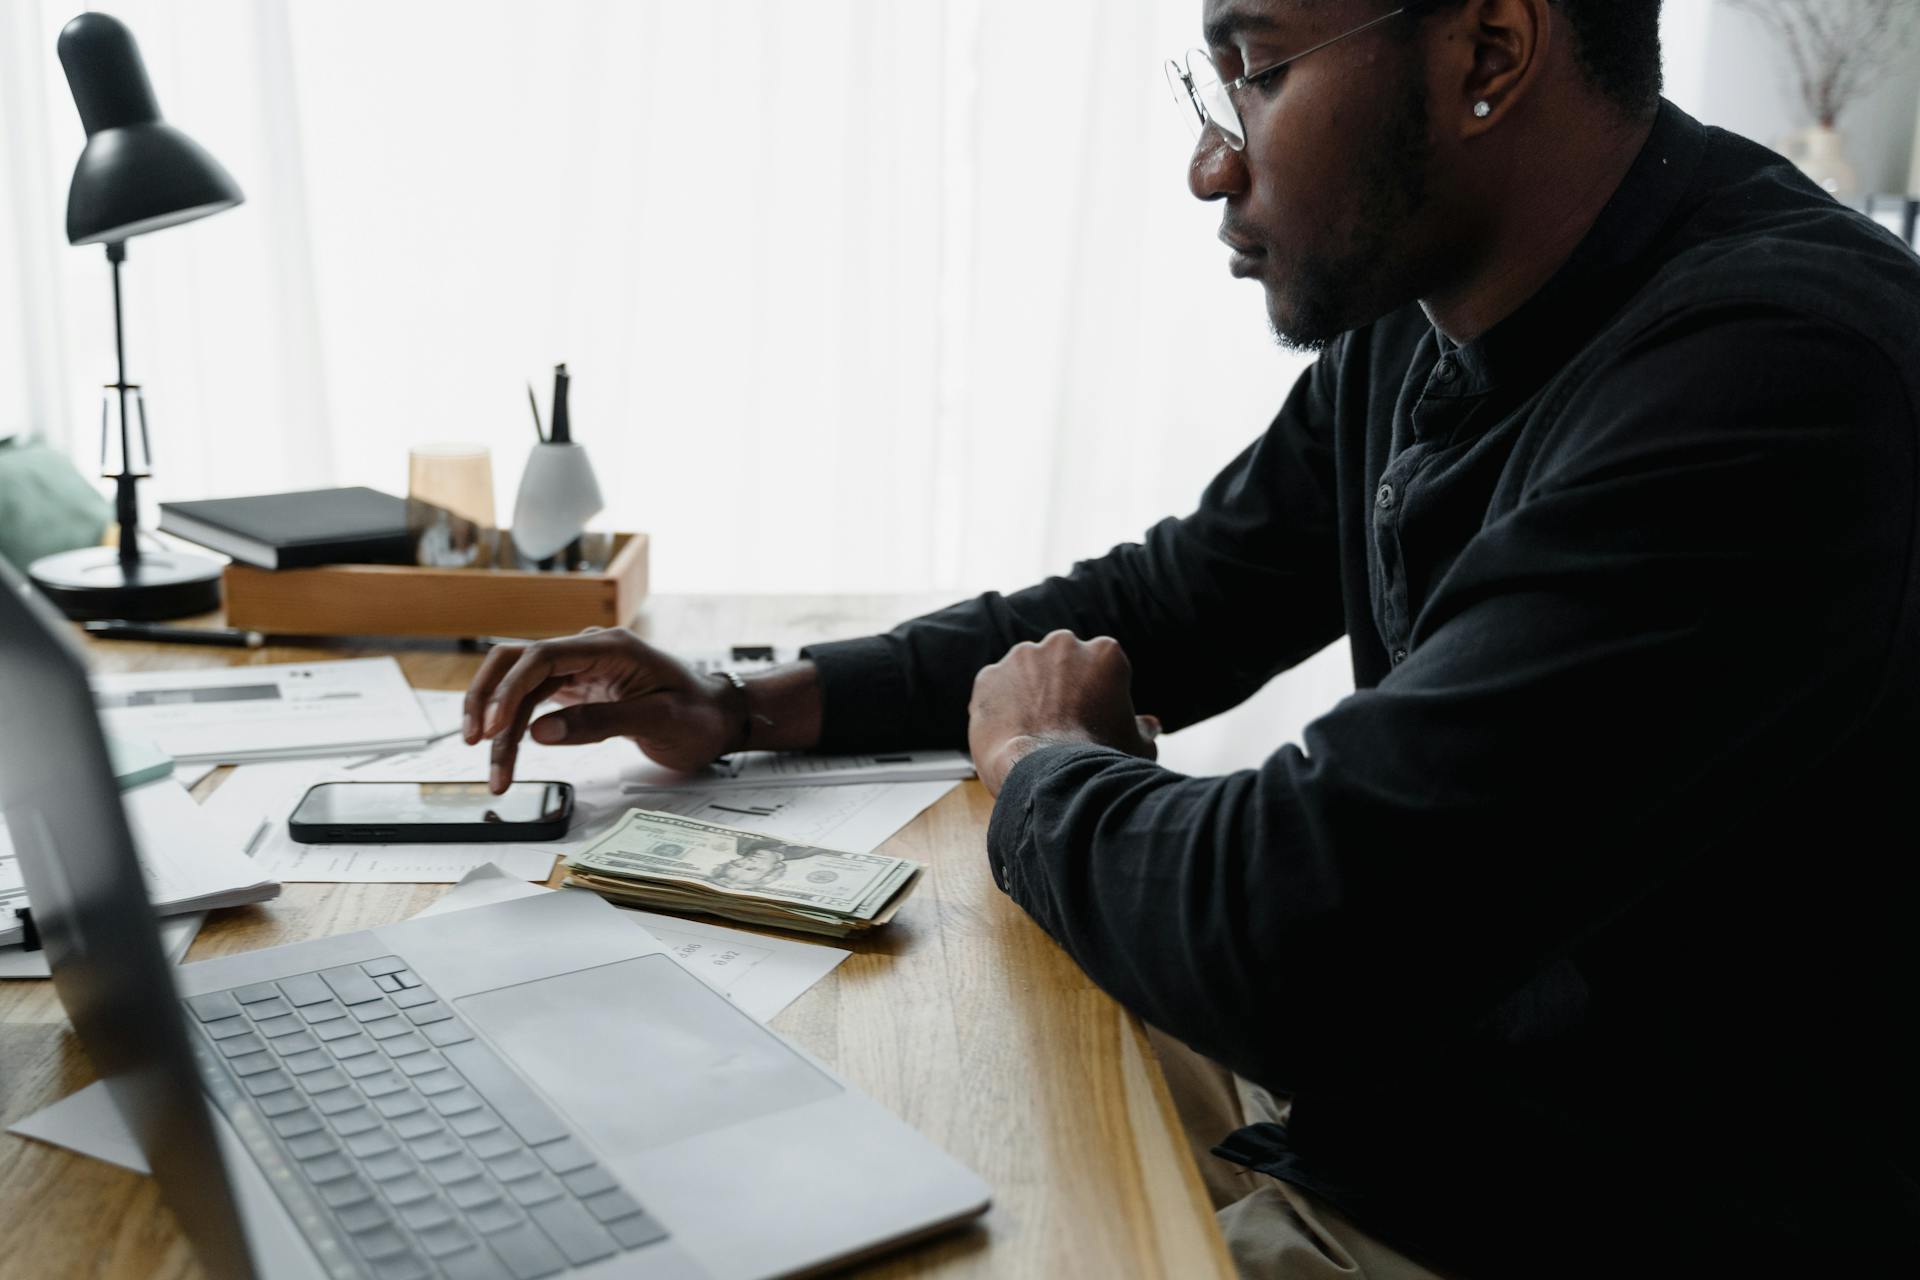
[803,102,1920,1276]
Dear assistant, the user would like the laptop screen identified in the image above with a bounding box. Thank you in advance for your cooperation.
[0,555,257,1279]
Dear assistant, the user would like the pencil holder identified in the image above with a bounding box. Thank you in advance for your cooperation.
[511,441,605,564]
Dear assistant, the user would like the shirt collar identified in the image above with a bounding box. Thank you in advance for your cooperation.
[1445,99,1709,390]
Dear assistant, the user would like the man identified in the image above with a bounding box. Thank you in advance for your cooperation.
[467,0,1920,1274]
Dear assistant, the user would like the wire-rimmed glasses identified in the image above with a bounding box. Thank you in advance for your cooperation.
[1165,7,1408,151]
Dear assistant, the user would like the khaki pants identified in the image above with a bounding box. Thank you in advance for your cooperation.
[1147,1028,1459,1280]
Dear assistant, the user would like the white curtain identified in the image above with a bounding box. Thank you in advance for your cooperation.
[2,0,1303,595]
[0,3,1721,771]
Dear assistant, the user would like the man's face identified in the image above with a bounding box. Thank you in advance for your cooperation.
[1190,0,1442,350]
[717,848,783,885]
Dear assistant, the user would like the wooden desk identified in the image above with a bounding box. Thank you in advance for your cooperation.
[0,595,1232,1280]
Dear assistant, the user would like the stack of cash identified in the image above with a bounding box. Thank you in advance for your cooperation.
[564,808,925,939]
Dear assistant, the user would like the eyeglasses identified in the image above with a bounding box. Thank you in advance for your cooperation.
[1165,7,1408,151]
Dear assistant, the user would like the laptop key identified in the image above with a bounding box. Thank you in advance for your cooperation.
[392,1112,443,1141]
[369,1018,415,1041]
[412,1069,461,1096]
[360,1072,409,1099]
[424,1153,482,1185]
[362,956,408,977]
[605,1210,671,1251]
[503,1173,563,1208]
[300,1000,348,1025]
[278,972,335,1006]
[396,1054,443,1078]
[270,1109,324,1138]
[375,973,405,993]
[419,1220,480,1258]
[242,995,293,1021]
[351,1224,411,1260]
[300,1067,351,1095]
[375,1092,427,1120]
[218,1032,266,1059]
[423,1020,475,1049]
[383,1032,431,1058]
[244,1070,294,1097]
[370,1253,432,1280]
[582,1188,643,1225]
[447,1176,501,1211]
[253,1014,305,1039]
[204,1016,253,1040]
[315,1089,364,1116]
[300,1152,353,1184]
[336,1200,391,1234]
[233,981,281,1004]
[531,1137,593,1175]
[484,1150,541,1183]
[439,1042,569,1147]
[363,1150,413,1182]
[486,1222,567,1279]
[343,1054,391,1080]
[561,1164,616,1199]
[408,1131,463,1163]
[283,1130,338,1161]
[530,1198,618,1266]
[382,1172,435,1205]
[450,1109,501,1139]
[394,971,422,989]
[186,991,242,1022]
[226,1050,278,1077]
[321,1024,370,1048]
[270,1031,321,1056]
[398,1195,454,1231]
[440,1246,513,1280]
[405,1002,455,1026]
[281,1049,332,1075]
[467,1129,519,1161]
[332,1107,383,1137]
[391,985,438,1010]
[345,1128,398,1159]
[353,1002,399,1024]
[318,1173,374,1210]
[320,964,386,1005]
[257,1091,309,1118]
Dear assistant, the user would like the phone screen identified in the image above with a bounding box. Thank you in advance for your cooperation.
[291,782,569,828]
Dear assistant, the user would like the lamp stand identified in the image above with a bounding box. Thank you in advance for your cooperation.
[28,241,223,621]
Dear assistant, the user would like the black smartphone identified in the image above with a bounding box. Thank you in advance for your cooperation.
[287,780,574,844]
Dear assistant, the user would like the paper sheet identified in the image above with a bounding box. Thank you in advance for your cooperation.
[90,657,434,764]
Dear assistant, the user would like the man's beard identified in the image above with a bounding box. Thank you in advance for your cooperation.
[1269,71,1434,352]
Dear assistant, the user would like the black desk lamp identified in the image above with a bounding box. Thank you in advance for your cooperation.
[28,11,244,620]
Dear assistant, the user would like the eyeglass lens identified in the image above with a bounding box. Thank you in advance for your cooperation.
[1165,50,1246,151]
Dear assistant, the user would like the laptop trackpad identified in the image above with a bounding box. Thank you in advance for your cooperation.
[455,954,841,1154]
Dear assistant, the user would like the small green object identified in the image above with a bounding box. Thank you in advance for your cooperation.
[0,438,111,567]
[106,734,175,790]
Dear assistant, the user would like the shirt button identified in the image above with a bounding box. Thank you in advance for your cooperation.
[1433,357,1457,385]
[1392,648,1408,665]
[1376,482,1395,511]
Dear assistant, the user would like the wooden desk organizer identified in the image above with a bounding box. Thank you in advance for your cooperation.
[223,532,649,638]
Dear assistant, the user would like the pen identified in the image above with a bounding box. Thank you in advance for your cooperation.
[83,620,267,648]
[526,380,547,442]
[550,363,571,444]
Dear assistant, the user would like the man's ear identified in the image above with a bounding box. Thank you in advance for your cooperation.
[1442,0,1552,135]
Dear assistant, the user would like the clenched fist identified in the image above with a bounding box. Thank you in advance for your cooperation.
[967,630,1161,795]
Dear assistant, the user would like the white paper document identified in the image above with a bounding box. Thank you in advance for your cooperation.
[2,780,274,949]
[623,747,975,790]
[90,657,434,764]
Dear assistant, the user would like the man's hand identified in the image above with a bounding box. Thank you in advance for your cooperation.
[968,630,1161,796]
[463,627,739,792]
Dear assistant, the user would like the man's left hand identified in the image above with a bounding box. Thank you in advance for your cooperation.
[968,629,1162,796]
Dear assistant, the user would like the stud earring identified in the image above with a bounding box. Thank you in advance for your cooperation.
[1474,101,1492,118]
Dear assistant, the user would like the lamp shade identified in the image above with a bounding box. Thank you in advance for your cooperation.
[58,11,242,245]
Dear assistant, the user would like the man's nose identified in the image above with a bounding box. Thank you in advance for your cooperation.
[1187,127,1247,201]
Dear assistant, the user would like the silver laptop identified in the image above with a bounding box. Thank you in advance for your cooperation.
[0,555,989,1280]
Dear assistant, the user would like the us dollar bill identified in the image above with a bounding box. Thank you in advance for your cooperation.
[568,809,922,920]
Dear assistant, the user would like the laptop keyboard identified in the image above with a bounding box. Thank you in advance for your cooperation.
[184,956,669,1280]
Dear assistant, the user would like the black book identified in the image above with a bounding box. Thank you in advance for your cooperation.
[158,486,414,570]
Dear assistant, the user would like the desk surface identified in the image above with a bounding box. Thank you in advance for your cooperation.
[0,594,1232,1280]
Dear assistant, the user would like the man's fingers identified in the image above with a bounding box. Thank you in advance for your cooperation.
[464,644,524,743]
[489,674,565,792]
